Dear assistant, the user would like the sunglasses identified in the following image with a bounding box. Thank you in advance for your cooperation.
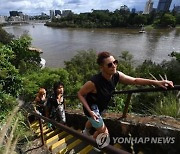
[107,60,118,68]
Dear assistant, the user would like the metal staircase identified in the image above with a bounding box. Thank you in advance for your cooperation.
[29,119,129,154]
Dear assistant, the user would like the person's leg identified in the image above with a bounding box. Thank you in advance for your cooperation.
[85,120,92,129]
[93,123,108,139]
[56,105,66,124]
[82,120,92,136]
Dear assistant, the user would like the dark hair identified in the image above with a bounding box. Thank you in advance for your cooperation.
[53,81,64,97]
[97,51,112,65]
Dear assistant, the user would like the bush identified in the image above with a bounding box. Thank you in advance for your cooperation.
[22,68,70,102]
[0,45,22,97]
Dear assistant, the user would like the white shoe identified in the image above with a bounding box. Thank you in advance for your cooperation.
[82,129,91,136]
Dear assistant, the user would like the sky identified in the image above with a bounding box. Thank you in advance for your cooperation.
[0,0,179,16]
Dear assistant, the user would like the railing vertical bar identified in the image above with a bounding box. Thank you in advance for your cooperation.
[39,118,45,146]
[122,93,132,118]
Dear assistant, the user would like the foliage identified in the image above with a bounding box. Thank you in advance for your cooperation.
[151,93,180,118]
[135,60,165,79]
[0,92,17,122]
[0,105,29,154]
[64,49,98,88]
[175,14,180,24]
[131,92,164,114]
[153,13,176,27]
[133,15,147,25]
[0,26,14,44]
[22,68,69,102]
[161,59,180,84]
[46,10,179,28]
[108,96,125,113]
[0,45,22,97]
[169,51,180,62]
[117,51,135,76]
[8,35,41,74]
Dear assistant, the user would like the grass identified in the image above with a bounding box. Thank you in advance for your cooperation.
[150,93,180,118]
[0,100,31,154]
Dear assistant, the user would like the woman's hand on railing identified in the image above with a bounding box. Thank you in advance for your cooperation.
[155,80,174,89]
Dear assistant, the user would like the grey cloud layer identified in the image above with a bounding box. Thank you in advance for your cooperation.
[0,0,179,15]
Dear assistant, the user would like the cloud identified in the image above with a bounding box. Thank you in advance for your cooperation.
[0,0,179,16]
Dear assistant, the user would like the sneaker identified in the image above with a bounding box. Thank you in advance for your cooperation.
[93,146,101,152]
[82,129,91,136]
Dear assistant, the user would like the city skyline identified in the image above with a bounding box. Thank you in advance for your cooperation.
[0,0,179,16]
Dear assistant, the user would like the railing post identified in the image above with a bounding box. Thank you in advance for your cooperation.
[39,118,45,146]
[122,93,132,118]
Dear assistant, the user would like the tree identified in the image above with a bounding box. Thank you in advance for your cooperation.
[134,15,147,26]
[64,50,98,85]
[160,13,176,27]
[0,26,14,44]
[8,34,41,74]
[0,45,22,97]
[154,13,176,27]
[175,14,180,24]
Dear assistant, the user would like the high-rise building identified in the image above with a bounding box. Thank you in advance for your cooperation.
[55,10,61,16]
[143,0,154,14]
[49,10,55,19]
[120,5,130,13]
[9,11,19,16]
[173,5,180,13]
[62,10,72,17]
[157,0,172,12]
[131,8,136,13]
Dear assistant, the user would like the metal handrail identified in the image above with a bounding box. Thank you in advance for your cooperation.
[64,85,180,118]
[30,111,130,154]
[28,85,179,153]
[114,85,180,94]
[115,85,180,118]
[64,85,180,98]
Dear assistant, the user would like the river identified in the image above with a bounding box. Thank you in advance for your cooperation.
[3,23,180,68]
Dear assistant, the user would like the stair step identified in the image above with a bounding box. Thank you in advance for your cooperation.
[35,125,47,133]
[50,134,73,151]
[44,129,61,140]
[58,139,82,154]
[46,131,67,146]
[78,144,93,154]
[28,115,129,154]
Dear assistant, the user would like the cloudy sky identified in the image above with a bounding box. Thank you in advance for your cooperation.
[0,0,179,16]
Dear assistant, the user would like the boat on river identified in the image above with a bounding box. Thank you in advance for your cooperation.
[139,25,146,33]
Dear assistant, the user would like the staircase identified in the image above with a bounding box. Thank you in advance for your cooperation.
[29,120,128,154]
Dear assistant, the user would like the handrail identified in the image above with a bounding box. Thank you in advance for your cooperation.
[114,85,180,94]
[64,85,180,118]
[30,111,130,154]
[64,85,180,98]
[28,85,179,153]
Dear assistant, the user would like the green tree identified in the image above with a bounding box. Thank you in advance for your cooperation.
[0,26,14,44]
[0,45,22,97]
[175,14,180,24]
[154,13,176,27]
[8,35,41,74]
[64,50,98,85]
[160,13,176,27]
[134,15,147,26]
[22,68,69,102]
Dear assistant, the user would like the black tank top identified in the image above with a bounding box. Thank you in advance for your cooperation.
[83,72,119,117]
